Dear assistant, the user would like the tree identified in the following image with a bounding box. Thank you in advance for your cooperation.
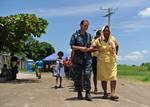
[147,66,150,71]
[22,36,55,61]
[36,42,55,60]
[140,62,150,67]
[0,14,48,53]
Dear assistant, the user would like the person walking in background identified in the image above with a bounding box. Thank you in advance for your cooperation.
[69,50,76,86]
[32,62,36,72]
[91,30,101,94]
[70,19,95,101]
[35,60,43,79]
[91,25,119,100]
[53,51,65,88]
[10,53,19,80]
[63,57,71,79]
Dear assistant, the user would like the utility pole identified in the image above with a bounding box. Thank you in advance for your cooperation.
[101,8,117,27]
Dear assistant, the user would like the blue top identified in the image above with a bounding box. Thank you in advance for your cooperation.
[35,60,44,69]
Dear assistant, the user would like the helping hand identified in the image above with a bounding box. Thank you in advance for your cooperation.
[80,47,88,52]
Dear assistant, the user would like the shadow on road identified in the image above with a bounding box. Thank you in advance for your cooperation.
[92,95,119,102]
[0,78,40,84]
[65,95,119,102]
[51,86,64,89]
[65,97,82,101]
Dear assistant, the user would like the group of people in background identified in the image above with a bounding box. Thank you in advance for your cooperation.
[0,53,19,81]
[69,19,119,101]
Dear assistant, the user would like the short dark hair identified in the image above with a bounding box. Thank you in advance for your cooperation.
[57,51,64,56]
[11,52,14,56]
[80,19,89,25]
[96,30,101,35]
[3,64,7,68]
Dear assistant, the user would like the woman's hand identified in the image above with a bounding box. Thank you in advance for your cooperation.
[88,46,99,52]
[79,47,88,52]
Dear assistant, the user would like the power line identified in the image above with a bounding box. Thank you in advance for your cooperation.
[101,8,117,27]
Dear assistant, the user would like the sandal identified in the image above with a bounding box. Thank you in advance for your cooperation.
[58,85,62,88]
[54,85,58,89]
[102,93,108,99]
[94,89,98,94]
[110,95,119,100]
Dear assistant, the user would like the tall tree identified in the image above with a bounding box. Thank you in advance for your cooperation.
[0,14,48,53]
[23,36,55,61]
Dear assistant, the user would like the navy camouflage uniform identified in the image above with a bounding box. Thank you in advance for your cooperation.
[70,30,92,92]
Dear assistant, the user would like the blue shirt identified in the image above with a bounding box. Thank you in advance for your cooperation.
[36,60,44,69]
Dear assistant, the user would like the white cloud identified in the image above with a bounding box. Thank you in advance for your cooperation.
[141,50,150,54]
[125,51,143,61]
[98,0,146,9]
[118,50,150,65]
[66,47,72,57]
[14,0,148,17]
[113,0,146,8]
[138,7,150,17]
[115,19,150,33]
[118,50,150,61]
[18,4,101,17]
[67,48,72,53]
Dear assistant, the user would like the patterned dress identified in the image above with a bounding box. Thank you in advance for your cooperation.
[53,58,65,77]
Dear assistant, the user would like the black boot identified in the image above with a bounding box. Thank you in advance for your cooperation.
[85,91,92,101]
[77,91,83,100]
[38,75,41,79]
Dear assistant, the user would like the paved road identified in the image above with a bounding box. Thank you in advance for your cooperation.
[0,72,150,107]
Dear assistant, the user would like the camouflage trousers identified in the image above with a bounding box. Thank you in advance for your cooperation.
[73,64,92,92]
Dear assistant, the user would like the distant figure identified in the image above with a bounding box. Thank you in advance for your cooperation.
[53,51,65,88]
[63,57,71,79]
[35,60,44,79]
[32,62,36,72]
[0,64,11,81]
[91,30,101,94]
[10,53,19,80]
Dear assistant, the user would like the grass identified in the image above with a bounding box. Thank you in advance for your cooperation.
[19,68,26,72]
[118,65,150,83]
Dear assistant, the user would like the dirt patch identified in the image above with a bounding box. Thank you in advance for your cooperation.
[0,72,150,107]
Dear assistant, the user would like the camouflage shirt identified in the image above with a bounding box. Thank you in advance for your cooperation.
[70,30,92,66]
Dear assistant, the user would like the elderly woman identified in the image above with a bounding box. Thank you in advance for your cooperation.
[92,25,119,100]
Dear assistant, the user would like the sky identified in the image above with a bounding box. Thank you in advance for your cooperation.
[0,0,150,65]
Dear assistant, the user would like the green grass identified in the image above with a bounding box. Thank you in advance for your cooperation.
[19,68,26,72]
[118,65,150,82]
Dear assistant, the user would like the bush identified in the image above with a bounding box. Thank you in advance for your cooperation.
[147,66,150,71]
